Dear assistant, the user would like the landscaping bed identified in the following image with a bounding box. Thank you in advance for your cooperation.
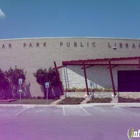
[87,97,112,103]
[65,88,113,92]
[58,97,85,104]
[118,97,140,103]
[0,99,56,104]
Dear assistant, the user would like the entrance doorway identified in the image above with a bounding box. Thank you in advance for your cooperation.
[118,70,140,92]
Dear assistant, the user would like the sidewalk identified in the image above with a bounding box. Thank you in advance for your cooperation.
[0,102,140,108]
[80,102,140,108]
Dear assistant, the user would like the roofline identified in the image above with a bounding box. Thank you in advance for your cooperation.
[0,36,140,41]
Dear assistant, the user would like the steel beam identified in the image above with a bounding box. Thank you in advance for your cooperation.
[137,59,140,69]
[107,65,118,69]
[81,64,95,69]
[83,62,89,95]
[53,65,65,70]
[108,60,116,96]
[54,61,63,96]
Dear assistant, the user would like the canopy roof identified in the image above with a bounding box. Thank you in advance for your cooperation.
[62,56,140,66]
[55,56,140,96]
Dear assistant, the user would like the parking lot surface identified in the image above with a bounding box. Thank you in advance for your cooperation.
[0,105,140,140]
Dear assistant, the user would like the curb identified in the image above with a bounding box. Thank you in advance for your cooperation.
[0,99,17,102]
[0,104,61,107]
[0,103,140,108]
[81,103,140,108]
[50,97,65,105]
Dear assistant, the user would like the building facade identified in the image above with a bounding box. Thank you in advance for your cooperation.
[0,37,140,96]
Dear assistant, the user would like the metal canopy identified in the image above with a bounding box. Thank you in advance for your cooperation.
[63,57,140,96]
[55,56,140,97]
[62,56,140,66]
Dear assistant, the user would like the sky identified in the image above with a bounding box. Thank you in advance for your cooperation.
[0,0,140,39]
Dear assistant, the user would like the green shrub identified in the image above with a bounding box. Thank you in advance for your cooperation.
[93,88,103,92]
[65,88,71,92]
[65,88,105,92]
[32,96,37,99]
[71,87,77,92]
[65,88,115,92]
[22,96,29,99]
[40,96,43,99]
[24,96,29,99]
[76,88,86,92]
[37,96,42,99]
[34,67,61,99]
[103,88,113,92]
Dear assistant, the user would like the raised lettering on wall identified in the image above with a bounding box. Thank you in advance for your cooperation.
[2,44,5,49]
[132,43,135,48]
[43,43,47,47]
[92,42,96,47]
[108,43,111,48]
[23,43,26,47]
[80,42,84,47]
[60,42,63,47]
[120,43,123,48]
[36,43,39,47]
[9,44,12,48]
[87,42,89,47]
[0,41,140,49]
[29,43,33,48]
[74,42,77,47]
[66,42,70,47]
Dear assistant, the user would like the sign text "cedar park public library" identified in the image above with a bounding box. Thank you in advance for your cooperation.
[0,41,140,49]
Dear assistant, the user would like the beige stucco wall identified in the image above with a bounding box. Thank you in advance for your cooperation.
[62,65,139,90]
[0,37,140,96]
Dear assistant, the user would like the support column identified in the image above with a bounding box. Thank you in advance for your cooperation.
[54,62,63,96]
[108,60,116,96]
[83,61,89,95]
[139,59,140,70]
[63,67,67,96]
[65,67,70,88]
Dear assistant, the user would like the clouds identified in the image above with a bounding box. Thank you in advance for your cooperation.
[0,9,5,19]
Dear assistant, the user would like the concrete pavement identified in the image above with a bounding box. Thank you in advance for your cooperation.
[0,105,140,140]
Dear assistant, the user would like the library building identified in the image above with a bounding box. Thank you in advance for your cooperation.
[0,37,140,97]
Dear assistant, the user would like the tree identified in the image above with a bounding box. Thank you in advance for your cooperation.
[5,67,26,98]
[34,67,60,99]
[48,67,60,87]
[34,68,49,99]
[0,69,10,98]
[33,68,48,86]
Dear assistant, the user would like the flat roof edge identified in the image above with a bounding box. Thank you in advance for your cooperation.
[0,37,140,41]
